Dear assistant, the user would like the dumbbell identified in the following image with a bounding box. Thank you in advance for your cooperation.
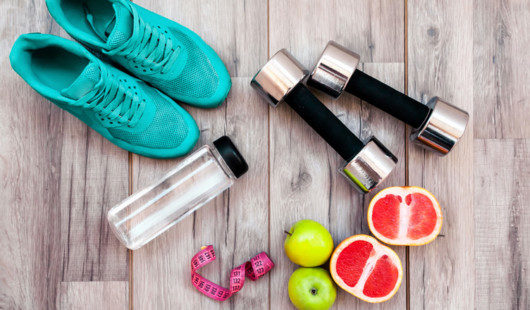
[251,49,397,193]
[307,41,469,155]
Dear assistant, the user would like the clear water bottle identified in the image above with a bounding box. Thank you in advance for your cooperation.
[107,136,249,250]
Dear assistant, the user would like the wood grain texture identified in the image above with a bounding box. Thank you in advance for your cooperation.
[474,0,530,138]
[0,2,61,309]
[407,0,475,309]
[57,281,128,309]
[58,122,129,282]
[2,0,530,309]
[474,139,529,310]
[268,1,406,308]
[0,1,128,309]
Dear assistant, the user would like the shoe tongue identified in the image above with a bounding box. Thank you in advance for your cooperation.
[61,62,101,100]
[106,2,134,49]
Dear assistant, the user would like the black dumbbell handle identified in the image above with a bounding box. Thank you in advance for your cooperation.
[284,83,365,161]
[346,70,430,129]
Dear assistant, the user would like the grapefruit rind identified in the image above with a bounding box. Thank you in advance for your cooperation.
[329,234,403,303]
[367,186,443,246]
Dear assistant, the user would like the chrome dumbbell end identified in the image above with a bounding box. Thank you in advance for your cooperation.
[307,40,360,98]
[341,137,398,193]
[250,49,308,107]
[310,41,469,156]
[410,97,469,156]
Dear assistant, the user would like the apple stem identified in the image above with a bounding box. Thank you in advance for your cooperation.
[284,230,292,236]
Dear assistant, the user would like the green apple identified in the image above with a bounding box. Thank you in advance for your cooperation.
[284,219,334,267]
[288,267,337,310]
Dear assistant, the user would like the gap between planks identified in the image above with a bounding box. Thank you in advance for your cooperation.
[128,150,133,310]
[266,1,272,310]
[403,1,411,310]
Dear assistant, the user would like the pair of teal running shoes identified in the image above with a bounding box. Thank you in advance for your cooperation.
[10,0,231,158]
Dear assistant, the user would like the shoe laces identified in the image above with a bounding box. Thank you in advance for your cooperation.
[106,3,181,74]
[75,65,146,127]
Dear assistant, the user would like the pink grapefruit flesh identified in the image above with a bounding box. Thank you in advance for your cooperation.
[368,187,442,246]
[330,235,403,303]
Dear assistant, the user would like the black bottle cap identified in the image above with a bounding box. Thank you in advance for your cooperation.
[213,136,249,178]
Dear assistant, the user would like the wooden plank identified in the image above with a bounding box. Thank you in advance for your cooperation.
[474,0,530,138]
[473,3,530,303]
[58,122,129,282]
[0,1,129,309]
[474,139,529,310]
[128,1,268,307]
[268,1,406,308]
[0,2,61,308]
[268,0,404,67]
[132,77,269,309]
[131,2,268,307]
[407,1,475,309]
[57,281,128,309]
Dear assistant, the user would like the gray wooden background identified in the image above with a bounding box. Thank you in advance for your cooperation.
[1,0,528,309]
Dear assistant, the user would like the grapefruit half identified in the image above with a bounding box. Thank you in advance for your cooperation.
[329,235,402,303]
[368,186,442,246]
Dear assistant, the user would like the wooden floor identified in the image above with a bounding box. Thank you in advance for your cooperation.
[1,0,529,309]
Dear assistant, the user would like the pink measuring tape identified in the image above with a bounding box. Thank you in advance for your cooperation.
[191,245,274,301]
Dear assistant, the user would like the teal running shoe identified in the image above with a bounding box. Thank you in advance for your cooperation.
[10,33,199,159]
[46,0,231,108]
